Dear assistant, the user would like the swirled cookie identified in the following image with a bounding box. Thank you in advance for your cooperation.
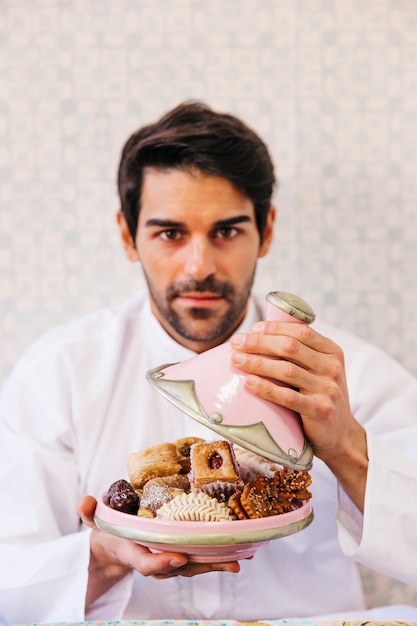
[156,491,237,521]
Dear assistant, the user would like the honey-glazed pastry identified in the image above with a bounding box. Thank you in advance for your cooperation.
[188,440,242,490]
[275,467,312,492]
[126,442,182,489]
[232,469,313,519]
[274,467,313,504]
[156,491,237,521]
[239,475,294,518]
[175,436,205,473]
[138,474,190,518]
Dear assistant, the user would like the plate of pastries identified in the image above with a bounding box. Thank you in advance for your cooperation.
[95,437,314,562]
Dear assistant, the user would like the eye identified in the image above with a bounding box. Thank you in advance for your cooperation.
[159,229,183,241]
[214,226,239,240]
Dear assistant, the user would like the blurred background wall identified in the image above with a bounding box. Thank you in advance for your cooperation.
[1,0,417,381]
[1,0,417,608]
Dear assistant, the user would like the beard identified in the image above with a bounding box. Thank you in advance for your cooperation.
[144,273,256,344]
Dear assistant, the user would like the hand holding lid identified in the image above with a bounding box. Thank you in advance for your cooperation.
[146,291,315,470]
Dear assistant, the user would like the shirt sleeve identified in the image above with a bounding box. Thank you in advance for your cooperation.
[0,531,91,624]
[0,320,140,624]
[0,382,91,624]
[336,430,417,587]
[333,333,417,587]
[0,343,92,623]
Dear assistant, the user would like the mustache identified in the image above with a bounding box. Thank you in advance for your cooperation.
[167,277,235,301]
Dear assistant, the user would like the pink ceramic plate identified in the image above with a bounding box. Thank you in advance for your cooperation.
[95,493,313,563]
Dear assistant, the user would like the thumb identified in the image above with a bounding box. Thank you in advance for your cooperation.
[77,494,98,529]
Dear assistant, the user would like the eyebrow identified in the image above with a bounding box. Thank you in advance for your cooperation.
[144,215,252,228]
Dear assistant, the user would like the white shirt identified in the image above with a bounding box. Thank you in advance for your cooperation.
[1,292,417,624]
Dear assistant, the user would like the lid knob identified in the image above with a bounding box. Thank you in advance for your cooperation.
[266,291,316,324]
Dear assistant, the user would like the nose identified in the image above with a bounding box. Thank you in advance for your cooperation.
[183,236,217,279]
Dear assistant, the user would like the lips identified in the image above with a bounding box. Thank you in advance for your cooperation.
[176,293,224,306]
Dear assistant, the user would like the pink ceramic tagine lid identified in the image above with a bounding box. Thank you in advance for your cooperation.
[146,291,315,471]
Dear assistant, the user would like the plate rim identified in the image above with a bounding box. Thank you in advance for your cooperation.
[95,510,314,546]
[94,494,314,547]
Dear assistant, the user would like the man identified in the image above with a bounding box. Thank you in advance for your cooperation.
[1,101,417,624]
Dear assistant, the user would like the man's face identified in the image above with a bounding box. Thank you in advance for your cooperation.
[118,167,274,353]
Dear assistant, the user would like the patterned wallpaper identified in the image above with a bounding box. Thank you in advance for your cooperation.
[1,0,417,386]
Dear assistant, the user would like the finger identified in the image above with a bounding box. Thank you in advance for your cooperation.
[232,329,344,383]
[243,370,310,414]
[77,495,99,529]
[231,322,337,364]
[253,320,337,354]
[152,560,240,579]
[230,330,314,374]
[242,361,345,432]
[116,542,189,576]
[89,527,190,576]
[232,349,316,395]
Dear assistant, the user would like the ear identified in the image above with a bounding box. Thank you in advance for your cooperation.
[116,211,140,263]
[258,205,276,258]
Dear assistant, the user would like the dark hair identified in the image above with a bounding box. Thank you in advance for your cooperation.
[117,100,277,241]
